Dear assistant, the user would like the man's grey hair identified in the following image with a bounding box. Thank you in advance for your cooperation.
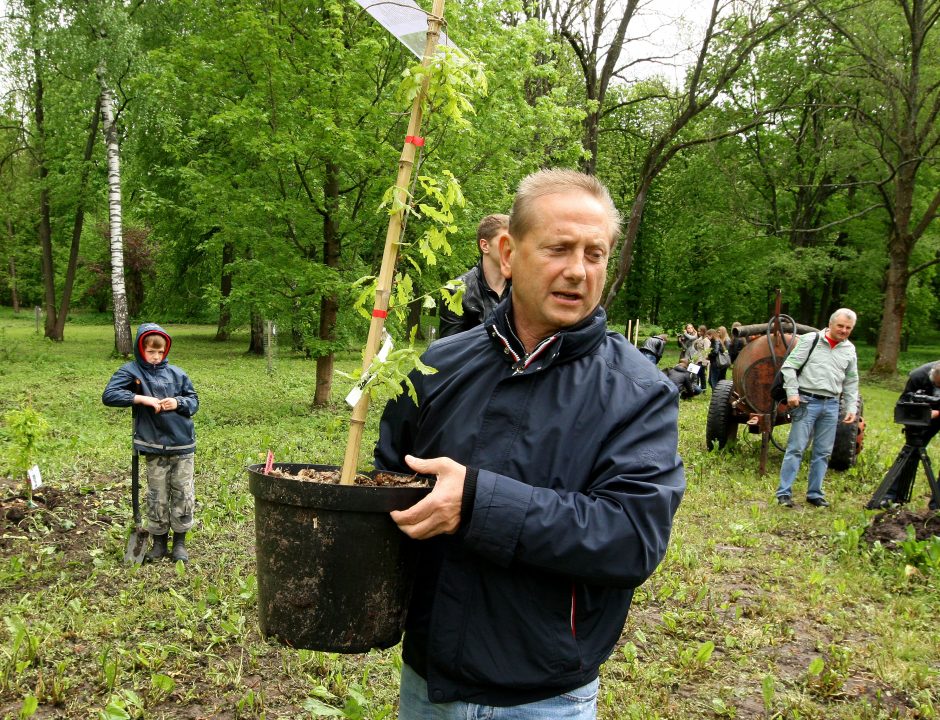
[930,362,940,381]
[829,308,857,324]
[509,169,622,245]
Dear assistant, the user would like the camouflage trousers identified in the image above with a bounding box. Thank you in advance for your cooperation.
[144,453,195,535]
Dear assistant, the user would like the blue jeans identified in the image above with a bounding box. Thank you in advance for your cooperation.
[398,663,599,719]
[776,395,840,500]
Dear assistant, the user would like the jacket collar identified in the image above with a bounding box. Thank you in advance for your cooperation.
[485,296,607,373]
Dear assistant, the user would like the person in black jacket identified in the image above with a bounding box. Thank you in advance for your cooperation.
[438,214,511,337]
[639,334,668,365]
[375,169,685,717]
[664,359,703,399]
[878,361,940,507]
[102,323,199,562]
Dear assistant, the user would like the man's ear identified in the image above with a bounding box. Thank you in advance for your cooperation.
[498,231,513,279]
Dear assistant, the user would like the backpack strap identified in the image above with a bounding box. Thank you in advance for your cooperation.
[794,332,822,377]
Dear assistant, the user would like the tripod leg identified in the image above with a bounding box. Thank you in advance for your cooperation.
[867,445,916,509]
[919,449,940,510]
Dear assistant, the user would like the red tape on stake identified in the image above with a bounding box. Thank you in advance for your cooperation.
[372,309,388,319]
[405,135,425,147]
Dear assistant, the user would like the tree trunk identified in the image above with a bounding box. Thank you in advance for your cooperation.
[313,160,341,407]
[50,99,101,342]
[248,311,264,355]
[215,240,234,341]
[6,220,18,313]
[871,238,910,376]
[98,72,132,357]
[33,44,58,340]
[603,178,651,308]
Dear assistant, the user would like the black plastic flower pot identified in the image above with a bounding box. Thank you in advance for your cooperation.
[247,463,430,653]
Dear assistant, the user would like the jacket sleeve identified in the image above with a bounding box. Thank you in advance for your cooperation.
[841,351,859,414]
[438,304,465,339]
[174,372,199,417]
[102,365,137,407]
[463,379,685,589]
[374,384,420,473]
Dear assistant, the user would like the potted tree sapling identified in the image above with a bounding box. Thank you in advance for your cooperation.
[247,0,487,653]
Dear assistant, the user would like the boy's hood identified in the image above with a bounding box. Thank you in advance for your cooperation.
[134,323,172,367]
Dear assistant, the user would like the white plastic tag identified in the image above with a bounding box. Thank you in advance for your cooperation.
[688,363,701,374]
[345,331,395,407]
[28,465,43,490]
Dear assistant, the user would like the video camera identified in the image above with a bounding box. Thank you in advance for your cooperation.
[894,391,940,428]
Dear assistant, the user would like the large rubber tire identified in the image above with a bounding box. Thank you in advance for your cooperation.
[830,396,864,471]
[706,379,737,450]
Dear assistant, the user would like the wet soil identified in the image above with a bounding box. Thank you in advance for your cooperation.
[862,507,940,547]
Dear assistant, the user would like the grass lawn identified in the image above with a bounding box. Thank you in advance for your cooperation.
[0,311,938,719]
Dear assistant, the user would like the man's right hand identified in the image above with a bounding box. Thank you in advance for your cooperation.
[390,455,466,540]
[786,394,801,409]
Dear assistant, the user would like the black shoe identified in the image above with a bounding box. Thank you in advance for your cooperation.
[777,495,794,507]
[171,531,189,563]
[807,497,830,507]
[145,533,169,562]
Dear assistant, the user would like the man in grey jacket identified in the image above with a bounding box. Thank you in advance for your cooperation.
[775,309,859,508]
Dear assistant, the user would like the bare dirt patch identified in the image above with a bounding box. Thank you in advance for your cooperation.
[0,484,119,556]
[863,507,940,547]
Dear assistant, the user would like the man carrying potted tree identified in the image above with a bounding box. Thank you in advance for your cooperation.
[375,169,686,718]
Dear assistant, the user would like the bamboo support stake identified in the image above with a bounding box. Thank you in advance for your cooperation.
[339,0,446,485]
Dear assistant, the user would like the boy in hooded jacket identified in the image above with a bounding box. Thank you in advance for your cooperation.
[103,323,199,563]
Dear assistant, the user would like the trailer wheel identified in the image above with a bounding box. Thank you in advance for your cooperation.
[706,379,738,450]
[830,397,864,471]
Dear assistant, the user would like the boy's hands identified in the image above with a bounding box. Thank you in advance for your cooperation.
[135,395,163,412]
[134,395,178,413]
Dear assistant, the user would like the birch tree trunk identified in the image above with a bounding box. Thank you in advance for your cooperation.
[98,68,132,356]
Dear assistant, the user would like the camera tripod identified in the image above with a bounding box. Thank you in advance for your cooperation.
[866,435,940,510]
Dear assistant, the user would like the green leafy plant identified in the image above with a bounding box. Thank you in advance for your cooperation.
[804,645,851,699]
[897,525,940,575]
[1,404,50,505]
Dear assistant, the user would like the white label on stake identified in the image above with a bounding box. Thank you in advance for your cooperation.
[688,363,701,374]
[28,465,43,490]
[345,331,395,408]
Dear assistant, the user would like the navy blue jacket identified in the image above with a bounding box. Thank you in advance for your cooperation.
[375,299,685,706]
[102,323,198,455]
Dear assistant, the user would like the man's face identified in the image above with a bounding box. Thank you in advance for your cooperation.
[828,314,855,343]
[479,234,501,272]
[499,190,612,347]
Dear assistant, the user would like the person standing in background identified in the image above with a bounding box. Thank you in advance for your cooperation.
[439,214,511,338]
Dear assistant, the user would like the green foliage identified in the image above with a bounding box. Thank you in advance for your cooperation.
[1,404,50,504]
[897,526,940,576]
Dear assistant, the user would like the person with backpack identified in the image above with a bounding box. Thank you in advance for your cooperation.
[774,309,859,508]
